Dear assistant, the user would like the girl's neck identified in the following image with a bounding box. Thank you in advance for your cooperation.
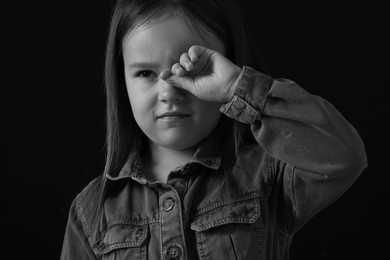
[143,142,196,182]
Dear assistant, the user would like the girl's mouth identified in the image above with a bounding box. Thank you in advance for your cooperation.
[158,115,189,122]
[156,111,191,122]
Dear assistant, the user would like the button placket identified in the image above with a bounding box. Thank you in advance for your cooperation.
[159,188,186,260]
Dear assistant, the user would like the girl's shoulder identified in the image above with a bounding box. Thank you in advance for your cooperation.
[76,175,105,207]
[71,175,105,228]
[66,175,106,252]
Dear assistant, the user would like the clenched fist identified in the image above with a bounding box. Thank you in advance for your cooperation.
[165,45,243,103]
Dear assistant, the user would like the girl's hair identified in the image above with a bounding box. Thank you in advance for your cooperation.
[103,0,266,178]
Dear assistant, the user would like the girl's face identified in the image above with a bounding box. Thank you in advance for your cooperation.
[122,13,225,152]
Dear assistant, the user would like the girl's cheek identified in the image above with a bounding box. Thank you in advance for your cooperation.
[135,83,159,103]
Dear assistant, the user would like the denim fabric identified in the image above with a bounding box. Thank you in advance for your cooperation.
[61,67,367,260]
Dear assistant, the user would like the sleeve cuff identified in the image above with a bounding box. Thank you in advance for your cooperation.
[220,66,272,124]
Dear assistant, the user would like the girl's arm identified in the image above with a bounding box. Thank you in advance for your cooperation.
[168,45,368,234]
[221,66,367,233]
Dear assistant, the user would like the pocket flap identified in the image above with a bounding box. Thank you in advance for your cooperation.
[190,198,260,232]
[96,224,147,255]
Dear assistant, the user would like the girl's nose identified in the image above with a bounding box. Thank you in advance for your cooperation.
[158,80,185,104]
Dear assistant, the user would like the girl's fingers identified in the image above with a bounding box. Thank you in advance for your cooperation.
[188,45,201,62]
[171,63,186,77]
[159,70,171,81]
[172,46,212,77]
[179,53,194,71]
[166,75,192,91]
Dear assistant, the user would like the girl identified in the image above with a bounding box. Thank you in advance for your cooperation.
[61,0,367,259]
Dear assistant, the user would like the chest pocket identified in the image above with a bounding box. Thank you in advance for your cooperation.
[190,197,265,260]
[95,223,148,260]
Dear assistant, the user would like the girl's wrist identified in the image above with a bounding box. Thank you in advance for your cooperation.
[225,66,244,102]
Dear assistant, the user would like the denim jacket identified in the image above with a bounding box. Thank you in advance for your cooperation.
[60,67,367,260]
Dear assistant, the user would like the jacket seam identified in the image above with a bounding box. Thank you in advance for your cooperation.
[103,218,159,232]
[67,210,97,259]
[75,195,94,244]
[192,216,259,232]
[191,198,262,232]
[254,212,266,258]
[287,166,298,234]
[196,231,208,260]
[230,66,247,101]
[236,66,271,118]
[267,153,275,187]
[268,157,294,237]
[265,154,292,242]
[259,77,272,117]
[75,193,106,255]
[193,191,265,217]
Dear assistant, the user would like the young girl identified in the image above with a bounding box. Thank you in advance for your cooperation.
[61,0,367,259]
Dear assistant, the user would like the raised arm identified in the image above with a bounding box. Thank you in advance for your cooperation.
[168,45,367,234]
[221,66,367,233]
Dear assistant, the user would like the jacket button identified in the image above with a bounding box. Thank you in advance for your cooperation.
[135,227,144,239]
[163,197,175,211]
[166,245,182,260]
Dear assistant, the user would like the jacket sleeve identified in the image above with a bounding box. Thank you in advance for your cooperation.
[60,197,97,260]
[221,66,368,234]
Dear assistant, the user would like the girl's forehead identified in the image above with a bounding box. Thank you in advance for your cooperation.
[123,13,225,56]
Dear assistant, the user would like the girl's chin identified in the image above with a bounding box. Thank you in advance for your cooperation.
[149,135,201,151]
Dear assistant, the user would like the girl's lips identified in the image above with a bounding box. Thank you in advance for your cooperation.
[156,111,191,119]
[157,115,190,122]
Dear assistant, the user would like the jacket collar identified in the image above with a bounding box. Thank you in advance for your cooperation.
[105,129,223,182]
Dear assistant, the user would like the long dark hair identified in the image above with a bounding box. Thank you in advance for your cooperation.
[103,0,266,178]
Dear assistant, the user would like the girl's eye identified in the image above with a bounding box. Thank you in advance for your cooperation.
[136,70,157,78]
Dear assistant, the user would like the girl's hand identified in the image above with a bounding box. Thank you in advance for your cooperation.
[165,45,242,103]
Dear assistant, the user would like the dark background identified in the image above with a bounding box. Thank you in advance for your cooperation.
[3,0,387,259]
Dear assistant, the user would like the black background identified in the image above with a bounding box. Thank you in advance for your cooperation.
[3,0,387,259]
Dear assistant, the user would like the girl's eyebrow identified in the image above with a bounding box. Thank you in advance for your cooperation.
[128,62,159,69]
